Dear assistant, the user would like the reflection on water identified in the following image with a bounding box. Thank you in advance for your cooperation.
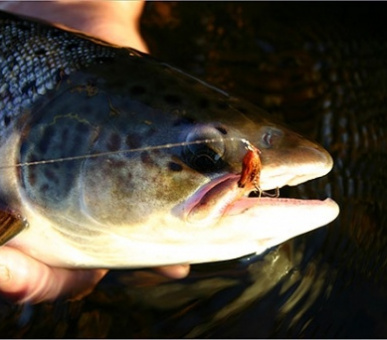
[1,2,387,338]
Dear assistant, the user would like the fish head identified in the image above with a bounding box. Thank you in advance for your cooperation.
[12,54,338,267]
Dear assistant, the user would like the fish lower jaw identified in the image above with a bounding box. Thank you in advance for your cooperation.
[10,194,339,269]
[177,172,339,247]
[109,197,339,267]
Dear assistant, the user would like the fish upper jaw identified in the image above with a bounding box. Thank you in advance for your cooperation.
[259,144,334,190]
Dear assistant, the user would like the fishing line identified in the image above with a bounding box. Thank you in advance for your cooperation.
[0,137,254,169]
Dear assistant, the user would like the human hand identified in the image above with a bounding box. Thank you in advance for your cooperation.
[0,0,190,304]
[0,246,189,304]
[0,1,149,51]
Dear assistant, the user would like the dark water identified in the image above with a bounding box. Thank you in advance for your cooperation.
[1,2,387,338]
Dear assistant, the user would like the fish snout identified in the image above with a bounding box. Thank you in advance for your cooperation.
[258,128,334,190]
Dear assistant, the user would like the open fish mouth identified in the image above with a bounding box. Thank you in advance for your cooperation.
[179,172,339,249]
[184,174,338,223]
[182,141,338,229]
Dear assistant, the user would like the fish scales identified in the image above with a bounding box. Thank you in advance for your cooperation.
[0,12,122,130]
[0,10,338,268]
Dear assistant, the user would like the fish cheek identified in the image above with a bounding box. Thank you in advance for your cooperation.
[80,157,147,225]
[155,160,201,206]
[80,155,202,226]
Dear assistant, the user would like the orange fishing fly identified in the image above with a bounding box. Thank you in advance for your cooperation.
[238,143,262,191]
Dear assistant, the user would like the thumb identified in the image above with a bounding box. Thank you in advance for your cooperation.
[0,246,107,304]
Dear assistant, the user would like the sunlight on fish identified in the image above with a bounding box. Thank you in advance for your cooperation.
[0,11,339,269]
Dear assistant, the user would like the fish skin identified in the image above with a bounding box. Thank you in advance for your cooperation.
[0,11,118,128]
[0,11,338,268]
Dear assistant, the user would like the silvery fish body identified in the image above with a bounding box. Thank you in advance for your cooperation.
[0,11,338,268]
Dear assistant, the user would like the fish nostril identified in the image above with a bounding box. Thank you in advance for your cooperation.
[261,127,283,148]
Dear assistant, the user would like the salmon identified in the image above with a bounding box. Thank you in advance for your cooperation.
[0,11,339,268]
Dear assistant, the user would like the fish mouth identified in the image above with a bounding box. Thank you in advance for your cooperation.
[181,173,339,243]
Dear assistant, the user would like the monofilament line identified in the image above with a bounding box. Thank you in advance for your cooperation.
[0,137,254,169]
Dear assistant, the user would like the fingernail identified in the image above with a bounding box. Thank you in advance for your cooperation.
[0,265,11,282]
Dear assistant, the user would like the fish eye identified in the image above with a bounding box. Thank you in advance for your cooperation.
[182,125,227,172]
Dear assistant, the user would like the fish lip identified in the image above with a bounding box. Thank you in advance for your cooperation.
[181,171,338,226]
[224,196,339,216]
[178,174,241,225]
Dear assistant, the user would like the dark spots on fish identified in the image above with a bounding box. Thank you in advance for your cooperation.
[141,151,153,164]
[27,153,39,163]
[16,22,30,31]
[61,128,69,142]
[37,126,55,155]
[127,172,132,181]
[126,133,142,149]
[27,169,36,187]
[21,80,36,95]
[164,94,182,106]
[216,126,228,135]
[168,161,183,172]
[40,183,49,194]
[173,117,196,126]
[61,125,84,158]
[65,42,79,51]
[107,133,121,151]
[130,85,146,96]
[216,101,229,110]
[198,98,210,109]
[51,162,61,170]
[72,134,83,152]
[48,30,61,38]
[3,115,11,127]
[44,168,59,184]
[76,122,89,134]
[146,127,156,137]
[108,159,126,169]
[34,48,46,56]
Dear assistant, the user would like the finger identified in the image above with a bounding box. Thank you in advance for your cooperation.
[154,264,190,279]
[0,1,148,52]
[0,246,107,304]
